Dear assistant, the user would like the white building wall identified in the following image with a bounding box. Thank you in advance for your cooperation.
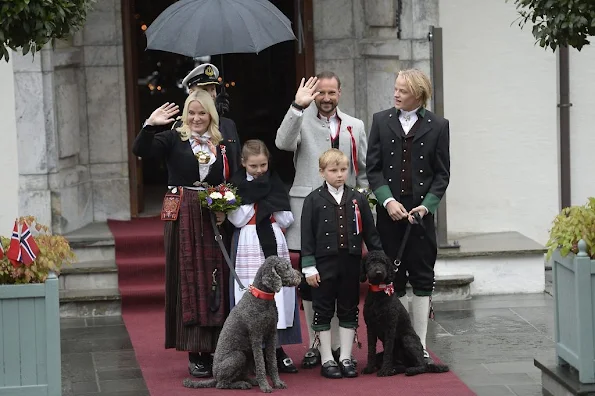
[439,0,560,244]
[569,46,595,206]
[0,58,20,233]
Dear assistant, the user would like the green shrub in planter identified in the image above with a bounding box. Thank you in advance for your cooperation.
[546,197,595,260]
[0,0,95,61]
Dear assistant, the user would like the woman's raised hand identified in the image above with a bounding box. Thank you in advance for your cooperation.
[146,102,180,126]
[294,77,320,108]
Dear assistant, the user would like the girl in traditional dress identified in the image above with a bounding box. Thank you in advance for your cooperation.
[228,139,302,373]
[132,90,230,378]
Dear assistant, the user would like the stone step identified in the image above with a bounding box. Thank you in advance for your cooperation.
[404,274,474,302]
[65,222,115,263]
[59,260,118,290]
[59,287,121,318]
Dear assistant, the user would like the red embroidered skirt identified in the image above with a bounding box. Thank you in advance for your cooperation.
[164,189,228,352]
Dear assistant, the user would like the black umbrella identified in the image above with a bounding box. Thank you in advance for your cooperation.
[145,0,297,58]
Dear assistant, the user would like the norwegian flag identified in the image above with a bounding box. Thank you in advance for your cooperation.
[6,220,22,267]
[353,199,362,235]
[0,243,4,259]
[19,223,40,266]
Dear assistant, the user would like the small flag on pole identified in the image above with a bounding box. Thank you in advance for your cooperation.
[19,222,40,266]
[7,220,22,267]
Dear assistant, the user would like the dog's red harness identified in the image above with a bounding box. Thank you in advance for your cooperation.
[248,285,275,300]
[368,282,395,296]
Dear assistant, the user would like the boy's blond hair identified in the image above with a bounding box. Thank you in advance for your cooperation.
[319,148,349,170]
[397,69,433,108]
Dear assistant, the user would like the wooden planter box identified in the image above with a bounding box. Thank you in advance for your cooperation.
[0,273,61,395]
[553,240,595,383]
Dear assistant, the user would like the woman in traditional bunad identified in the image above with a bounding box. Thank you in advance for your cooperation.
[227,139,302,374]
[132,90,230,378]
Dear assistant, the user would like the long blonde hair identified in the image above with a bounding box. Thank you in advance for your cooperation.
[397,69,433,108]
[176,90,222,145]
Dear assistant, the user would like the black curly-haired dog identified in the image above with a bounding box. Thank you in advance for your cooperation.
[360,251,449,377]
[182,256,302,393]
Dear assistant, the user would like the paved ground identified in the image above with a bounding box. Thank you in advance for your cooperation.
[61,292,554,396]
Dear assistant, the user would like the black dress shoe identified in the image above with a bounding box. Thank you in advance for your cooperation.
[332,348,358,367]
[188,361,212,378]
[321,360,343,379]
[340,359,358,378]
[278,355,299,373]
[301,347,321,369]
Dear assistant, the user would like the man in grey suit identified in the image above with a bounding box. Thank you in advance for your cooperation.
[276,72,368,369]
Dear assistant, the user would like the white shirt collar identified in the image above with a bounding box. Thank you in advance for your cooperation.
[399,107,420,118]
[246,172,254,181]
[191,131,212,140]
[326,182,344,194]
[319,111,339,122]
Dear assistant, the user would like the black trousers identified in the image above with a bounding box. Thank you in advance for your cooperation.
[376,195,437,296]
[311,250,360,331]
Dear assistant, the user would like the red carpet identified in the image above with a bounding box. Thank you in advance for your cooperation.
[108,217,476,396]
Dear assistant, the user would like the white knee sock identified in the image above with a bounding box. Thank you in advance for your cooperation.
[319,330,333,364]
[303,300,316,348]
[399,295,410,313]
[411,295,430,350]
[330,314,340,351]
[338,327,355,361]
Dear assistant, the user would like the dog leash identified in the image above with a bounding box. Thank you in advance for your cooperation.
[392,212,438,320]
[210,213,247,290]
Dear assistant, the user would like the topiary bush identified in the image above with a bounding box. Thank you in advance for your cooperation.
[0,0,95,61]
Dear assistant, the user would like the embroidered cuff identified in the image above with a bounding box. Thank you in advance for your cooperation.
[301,255,316,268]
[373,185,393,205]
[420,193,441,214]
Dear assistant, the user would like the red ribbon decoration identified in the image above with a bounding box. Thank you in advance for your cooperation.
[353,199,362,235]
[347,126,358,176]
[220,145,230,181]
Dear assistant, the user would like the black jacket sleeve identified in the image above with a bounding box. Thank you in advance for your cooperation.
[366,113,391,203]
[300,193,317,268]
[131,125,173,159]
[359,194,383,252]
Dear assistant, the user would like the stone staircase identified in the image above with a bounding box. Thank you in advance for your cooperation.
[60,222,121,317]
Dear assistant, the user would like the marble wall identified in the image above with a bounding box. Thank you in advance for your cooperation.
[313,0,438,128]
[11,0,129,234]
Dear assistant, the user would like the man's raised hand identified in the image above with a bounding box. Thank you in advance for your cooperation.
[294,77,320,108]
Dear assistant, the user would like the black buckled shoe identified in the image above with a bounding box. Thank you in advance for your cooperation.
[277,353,298,373]
[332,348,358,368]
[339,359,358,378]
[301,347,321,369]
[188,361,212,378]
[321,360,343,379]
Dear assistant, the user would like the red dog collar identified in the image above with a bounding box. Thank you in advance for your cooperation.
[249,285,275,300]
[368,282,395,296]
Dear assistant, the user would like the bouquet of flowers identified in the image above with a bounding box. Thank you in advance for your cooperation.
[198,183,242,213]
[357,187,378,209]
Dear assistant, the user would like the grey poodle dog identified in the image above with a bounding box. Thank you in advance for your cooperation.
[183,256,302,393]
[360,251,449,377]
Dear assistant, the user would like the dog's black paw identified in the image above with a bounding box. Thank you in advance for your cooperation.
[362,365,377,375]
[377,367,398,377]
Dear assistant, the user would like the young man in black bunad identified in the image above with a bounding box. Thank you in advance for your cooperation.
[366,68,450,362]
[300,149,384,379]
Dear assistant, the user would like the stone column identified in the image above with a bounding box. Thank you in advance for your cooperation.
[11,0,130,234]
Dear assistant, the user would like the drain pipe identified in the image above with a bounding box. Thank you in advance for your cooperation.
[558,46,571,209]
